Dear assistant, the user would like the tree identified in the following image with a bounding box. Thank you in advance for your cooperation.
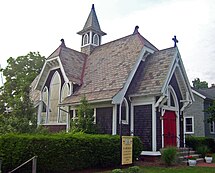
[0,52,45,133]
[72,96,97,134]
[192,78,208,89]
[205,101,215,123]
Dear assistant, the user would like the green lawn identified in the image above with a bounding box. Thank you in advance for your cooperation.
[103,166,215,173]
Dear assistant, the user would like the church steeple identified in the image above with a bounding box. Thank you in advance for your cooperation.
[77,4,106,55]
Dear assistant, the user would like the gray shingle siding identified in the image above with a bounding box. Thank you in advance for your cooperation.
[184,94,205,137]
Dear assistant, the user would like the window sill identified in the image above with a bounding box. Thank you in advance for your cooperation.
[185,132,194,134]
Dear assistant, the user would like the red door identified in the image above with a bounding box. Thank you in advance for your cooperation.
[163,111,177,147]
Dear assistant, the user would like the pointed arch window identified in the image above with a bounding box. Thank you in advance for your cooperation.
[120,98,129,124]
[83,33,89,45]
[59,83,70,123]
[41,86,48,123]
[49,71,61,123]
[93,34,99,45]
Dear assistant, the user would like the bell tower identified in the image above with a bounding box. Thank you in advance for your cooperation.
[77,4,106,55]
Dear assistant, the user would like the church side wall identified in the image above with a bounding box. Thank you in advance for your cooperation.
[134,104,152,151]
[96,107,113,134]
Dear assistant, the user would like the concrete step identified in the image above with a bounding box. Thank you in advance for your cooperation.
[182,157,204,164]
[179,154,202,159]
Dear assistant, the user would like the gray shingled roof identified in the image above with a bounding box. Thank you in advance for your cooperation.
[193,87,215,100]
[60,47,86,84]
[47,45,86,85]
[77,4,106,36]
[128,47,177,96]
[62,33,145,104]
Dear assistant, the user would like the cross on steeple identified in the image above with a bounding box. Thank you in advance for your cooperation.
[172,35,178,47]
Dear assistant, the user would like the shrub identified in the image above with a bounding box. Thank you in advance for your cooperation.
[112,169,123,173]
[212,154,215,163]
[160,147,178,166]
[186,136,215,152]
[0,133,143,172]
[126,166,141,173]
[196,145,210,157]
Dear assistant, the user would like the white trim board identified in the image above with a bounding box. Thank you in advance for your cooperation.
[141,151,161,156]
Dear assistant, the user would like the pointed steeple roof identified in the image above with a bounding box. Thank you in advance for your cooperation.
[77,4,106,36]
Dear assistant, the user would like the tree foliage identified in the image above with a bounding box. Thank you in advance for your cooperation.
[0,52,45,133]
[192,78,208,89]
[71,96,97,133]
[205,101,215,123]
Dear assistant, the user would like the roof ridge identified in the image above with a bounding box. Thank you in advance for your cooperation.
[137,33,159,51]
[92,33,136,50]
[156,46,177,52]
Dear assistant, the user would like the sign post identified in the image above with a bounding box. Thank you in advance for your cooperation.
[121,136,133,165]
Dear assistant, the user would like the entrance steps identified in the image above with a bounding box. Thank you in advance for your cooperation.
[177,147,204,164]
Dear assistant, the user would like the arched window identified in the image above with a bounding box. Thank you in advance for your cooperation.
[49,71,61,123]
[167,85,178,108]
[41,86,48,123]
[59,83,70,123]
[93,34,99,45]
[83,33,89,45]
[120,98,129,124]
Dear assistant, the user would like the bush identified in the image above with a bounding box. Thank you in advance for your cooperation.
[213,154,215,163]
[196,145,210,157]
[186,136,215,153]
[112,169,123,173]
[126,166,141,173]
[0,133,143,172]
[160,147,178,166]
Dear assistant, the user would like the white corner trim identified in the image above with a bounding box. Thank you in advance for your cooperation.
[152,102,157,152]
[112,104,117,135]
[57,58,70,83]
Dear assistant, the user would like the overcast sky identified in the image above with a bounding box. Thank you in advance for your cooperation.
[0,0,215,86]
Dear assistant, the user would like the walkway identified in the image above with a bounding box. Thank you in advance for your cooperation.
[197,162,215,167]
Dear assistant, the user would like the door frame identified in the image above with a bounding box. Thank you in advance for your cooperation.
[161,86,180,148]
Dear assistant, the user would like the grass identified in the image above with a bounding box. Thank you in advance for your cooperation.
[102,166,215,173]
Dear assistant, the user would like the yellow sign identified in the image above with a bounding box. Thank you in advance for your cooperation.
[122,136,133,165]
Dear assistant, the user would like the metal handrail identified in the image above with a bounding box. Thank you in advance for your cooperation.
[8,156,37,173]
[176,136,191,164]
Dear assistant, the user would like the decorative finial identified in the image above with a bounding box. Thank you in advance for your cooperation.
[60,38,66,47]
[133,26,139,34]
[172,35,178,47]
[92,4,95,10]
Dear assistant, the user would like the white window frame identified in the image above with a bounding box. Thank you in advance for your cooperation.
[49,71,61,123]
[119,98,129,125]
[210,121,215,134]
[83,33,89,45]
[184,116,194,134]
[42,86,49,123]
[93,34,99,45]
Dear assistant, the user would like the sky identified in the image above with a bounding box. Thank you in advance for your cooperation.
[0,0,215,86]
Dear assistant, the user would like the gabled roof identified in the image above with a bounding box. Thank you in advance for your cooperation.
[77,4,106,36]
[62,33,146,105]
[193,87,215,100]
[128,46,194,103]
[128,47,176,96]
[35,43,86,90]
